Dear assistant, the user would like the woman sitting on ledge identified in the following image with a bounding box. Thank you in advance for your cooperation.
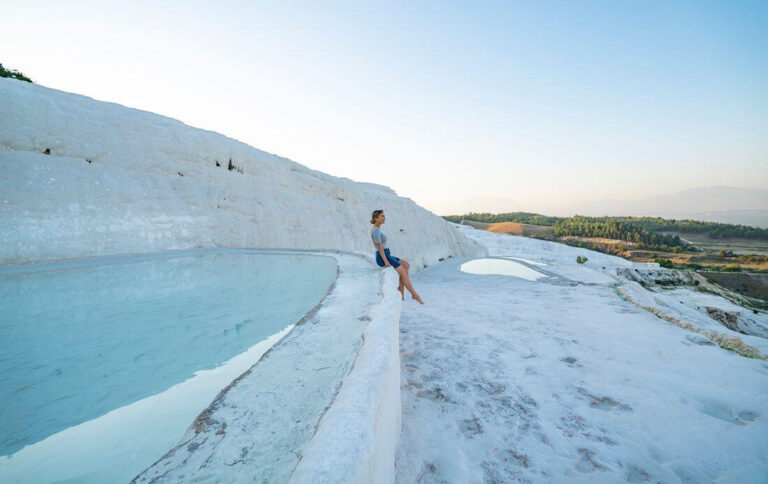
[370,209,424,305]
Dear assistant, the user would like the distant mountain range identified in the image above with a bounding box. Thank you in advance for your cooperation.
[561,186,768,228]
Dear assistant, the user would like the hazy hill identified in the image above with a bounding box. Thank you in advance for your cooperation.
[568,186,768,228]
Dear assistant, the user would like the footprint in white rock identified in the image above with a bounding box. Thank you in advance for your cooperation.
[695,398,759,426]
[457,416,483,437]
[574,448,607,473]
[738,410,759,423]
[683,334,715,346]
[415,385,453,403]
[494,447,530,468]
[576,387,633,412]
[625,464,653,482]
[668,459,711,483]
[415,462,443,483]
[560,356,582,367]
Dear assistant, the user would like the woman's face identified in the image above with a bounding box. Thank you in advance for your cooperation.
[376,212,386,224]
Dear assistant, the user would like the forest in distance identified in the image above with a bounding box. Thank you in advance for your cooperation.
[444,212,768,249]
[445,212,768,277]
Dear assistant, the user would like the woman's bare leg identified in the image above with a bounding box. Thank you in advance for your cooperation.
[396,266,423,304]
[397,260,410,300]
[399,260,421,304]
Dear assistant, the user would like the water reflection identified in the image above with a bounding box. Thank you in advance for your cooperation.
[459,258,546,281]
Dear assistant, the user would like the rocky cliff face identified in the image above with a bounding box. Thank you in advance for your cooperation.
[0,78,485,266]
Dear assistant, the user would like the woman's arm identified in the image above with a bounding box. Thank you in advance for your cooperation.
[376,242,391,266]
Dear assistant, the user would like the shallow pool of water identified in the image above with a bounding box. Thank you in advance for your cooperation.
[0,249,337,483]
[459,258,547,281]
[501,256,548,267]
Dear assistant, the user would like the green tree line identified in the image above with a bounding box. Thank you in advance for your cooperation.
[606,216,768,240]
[552,216,686,249]
[443,212,560,226]
[444,212,768,243]
[0,63,33,83]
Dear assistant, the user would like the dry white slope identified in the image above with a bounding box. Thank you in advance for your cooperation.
[0,78,484,266]
[396,225,768,483]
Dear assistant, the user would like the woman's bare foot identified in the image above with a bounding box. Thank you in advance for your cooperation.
[398,284,404,300]
[412,293,424,305]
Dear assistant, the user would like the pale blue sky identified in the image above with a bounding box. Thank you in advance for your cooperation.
[3,1,767,214]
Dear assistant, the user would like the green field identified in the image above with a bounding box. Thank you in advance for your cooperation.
[660,232,768,256]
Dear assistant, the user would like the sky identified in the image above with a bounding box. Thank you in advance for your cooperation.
[3,0,768,215]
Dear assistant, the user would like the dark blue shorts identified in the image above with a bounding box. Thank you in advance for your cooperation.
[375,248,401,268]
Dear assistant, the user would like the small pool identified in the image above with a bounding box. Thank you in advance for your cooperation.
[459,258,547,281]
[0,249,337,483]
[501,256,548,267]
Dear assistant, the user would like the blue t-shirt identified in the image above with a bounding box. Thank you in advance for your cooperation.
[371,226,388,249]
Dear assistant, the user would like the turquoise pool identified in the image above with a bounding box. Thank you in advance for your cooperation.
[0,249,337,483]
